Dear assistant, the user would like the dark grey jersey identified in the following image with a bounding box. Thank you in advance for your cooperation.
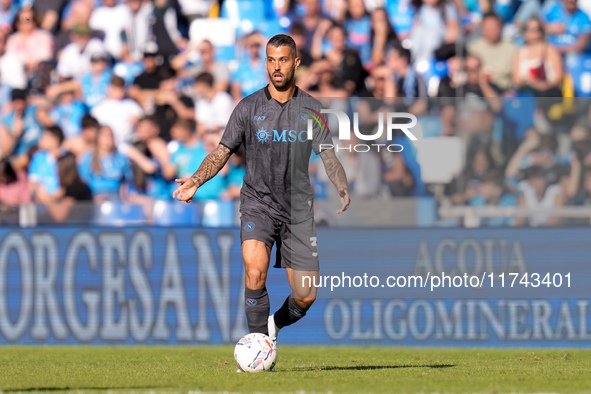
[220,86,332,223]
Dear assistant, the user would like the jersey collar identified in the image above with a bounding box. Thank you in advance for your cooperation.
[264,84,299,103]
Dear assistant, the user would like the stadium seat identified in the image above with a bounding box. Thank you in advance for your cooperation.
[152,200,200,226]
[565,54,591,97]
[502,96,536,140]
[201,200,237,227]
[95,202,146,226]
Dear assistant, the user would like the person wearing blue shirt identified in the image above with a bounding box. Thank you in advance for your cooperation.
[469,171,517,227]
[78,125,131,201]
[50,90,87,140]
[543,0,591,54]
[231,32,268,100]
[0,89,43,171]
[343,0,372,66]
[168,118,228,200]
[28,126,64,203]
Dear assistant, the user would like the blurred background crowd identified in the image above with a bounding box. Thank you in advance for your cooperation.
[1,0,591,227]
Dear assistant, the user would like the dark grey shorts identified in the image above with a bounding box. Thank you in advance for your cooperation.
[240,210,319,271]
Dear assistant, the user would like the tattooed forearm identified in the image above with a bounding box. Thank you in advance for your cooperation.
[320,149,348,193]
[190,144,232,187]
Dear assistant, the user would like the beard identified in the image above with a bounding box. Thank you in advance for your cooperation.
[269,69,294,90]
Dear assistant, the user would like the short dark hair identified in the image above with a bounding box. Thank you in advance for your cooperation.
[46,126,65,145]
[158,64,177,81]
[267,34,297,57]
[110,75,125,88]
[11,89,27,101]
[195,72,214,87]
[395,46,411,63]
[81,114,100,130]
[174,118,196,132]
[0,158,17,184]
[482,12,501,23]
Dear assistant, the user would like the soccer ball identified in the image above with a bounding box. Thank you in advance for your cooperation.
[234,333,277,373]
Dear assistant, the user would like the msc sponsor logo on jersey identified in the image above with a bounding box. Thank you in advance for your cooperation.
[254,115,266,121]
[272,129,310,143]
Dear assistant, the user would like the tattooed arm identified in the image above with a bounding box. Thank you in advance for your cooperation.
[172,144,232,203]
[319,148,351,214]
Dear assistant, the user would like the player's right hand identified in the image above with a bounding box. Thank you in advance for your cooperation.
[172,177,198,203]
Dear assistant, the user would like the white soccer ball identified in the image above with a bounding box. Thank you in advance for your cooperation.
[234,333,277,373]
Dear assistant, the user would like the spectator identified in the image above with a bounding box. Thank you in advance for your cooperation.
[410,0,459,63]
[469,170,516,227]
[6,7,53,75]
[386,0,415,40]
[63,114,100,158]
[298,58,349,97]
[231,32,268,100]
[150,0,185,61]
[129,116,176,200]
[28,126,64,204]
[153,65,194,141]
[0,0,18,33]
[168,118,205,193]
[172,39,231,92]
[194,72,234,136]
[515,165,564,227]
[571,167,591,206]
[32,0,68,33]
[89,0,132,60]
[49,88,87,141]
[382,149,415,196]
[121,0,153,62]
[0,29,27,111]
[178,0,215,21]
[447,147,497,204]
[343,0,372,66]
[467,12,517,93]
[513,18,564,97]
[0,89,43,171]
[438,55,502,135]
[291,0,326,54]
[0,157,31,206]
[290,22,314,68]
[53,0,95,56]
[91,75,144,145]
[78,125,131,202]
[506,130,561,190]
[57,23,107,79]
[543,0,591,56]
[386,46,427,115]
[312,22,366,95]
[129,45,162,112]
[370,7,400,67]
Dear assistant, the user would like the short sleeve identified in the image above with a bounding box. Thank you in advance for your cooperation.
[312,114,334,155]
[220,102,245,152]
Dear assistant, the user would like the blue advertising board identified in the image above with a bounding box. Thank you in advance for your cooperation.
[0,227,589,347]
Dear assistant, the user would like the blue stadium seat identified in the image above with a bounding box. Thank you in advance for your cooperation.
[503,96,536,140]
[95,202,146,226]
[215,46,236,62]
[565,54,591,97]
[152,200,200,226]
[221,0,268,35]
[201,200,236,227]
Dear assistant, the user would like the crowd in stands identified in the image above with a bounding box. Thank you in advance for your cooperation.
[0,0,591,227]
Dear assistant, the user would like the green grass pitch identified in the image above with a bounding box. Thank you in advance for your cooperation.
[0,346,590,393]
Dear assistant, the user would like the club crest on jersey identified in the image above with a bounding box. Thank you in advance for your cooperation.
[256,128,270,144]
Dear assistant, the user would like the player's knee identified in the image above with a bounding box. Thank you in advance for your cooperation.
[245,268,267,289]
[294,296,315,310]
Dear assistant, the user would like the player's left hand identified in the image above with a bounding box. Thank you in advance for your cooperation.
[336,188,351,214]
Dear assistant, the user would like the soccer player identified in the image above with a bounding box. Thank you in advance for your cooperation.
[173,34,350,348]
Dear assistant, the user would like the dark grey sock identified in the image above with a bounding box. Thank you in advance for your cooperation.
[244,286,270,335]
[273,294,308,329]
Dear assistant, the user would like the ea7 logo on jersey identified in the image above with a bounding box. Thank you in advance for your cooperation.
[254,115,266,121]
